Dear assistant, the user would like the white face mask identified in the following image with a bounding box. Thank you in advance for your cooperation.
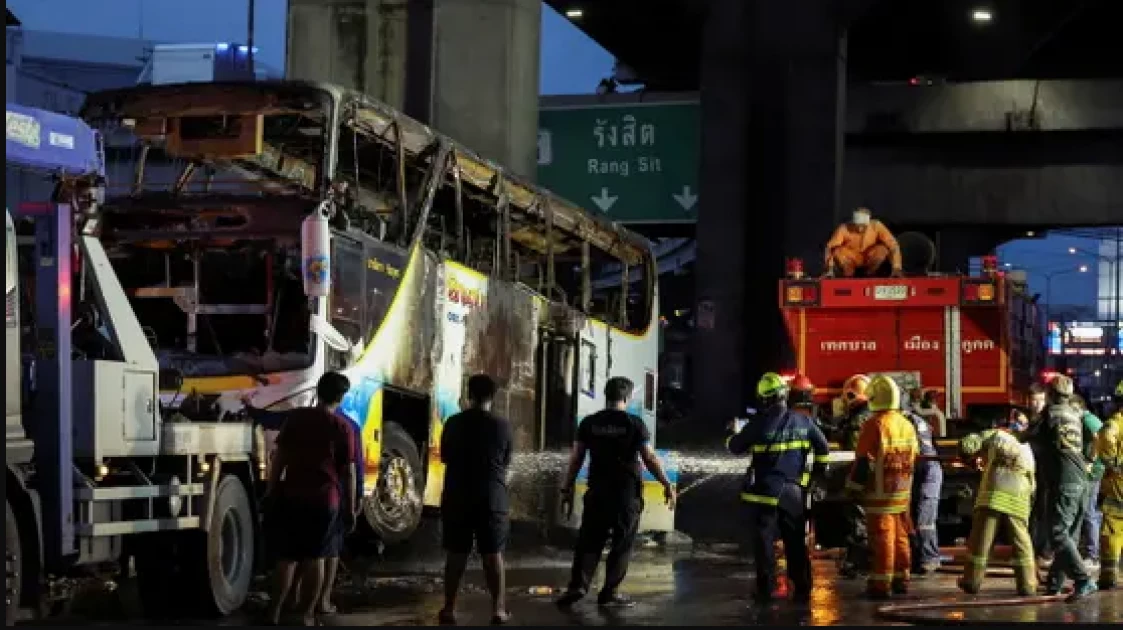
[852,212,870,226]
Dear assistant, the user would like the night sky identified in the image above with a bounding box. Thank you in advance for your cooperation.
[7,0,1110,310]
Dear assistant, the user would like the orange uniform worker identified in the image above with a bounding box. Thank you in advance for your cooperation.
[845,375,919,599]
[824,207,903,277]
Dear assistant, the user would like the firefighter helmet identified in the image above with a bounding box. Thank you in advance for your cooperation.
[867,374,901,412]
[959,433,984,459]
[757,372,789,401]
[842,374,871,407]
[1047,373,1075,400]
[789,374,815,407]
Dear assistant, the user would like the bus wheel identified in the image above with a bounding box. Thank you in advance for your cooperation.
[5,499,21,625]
[366,422,424,544]
[195,474,255,616]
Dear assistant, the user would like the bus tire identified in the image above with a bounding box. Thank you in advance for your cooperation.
[5,498,21,626]
[365,422,424,544]
[194,474,255,616]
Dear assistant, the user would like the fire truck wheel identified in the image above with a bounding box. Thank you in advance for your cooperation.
[5,499,21,626]
[365,422,424,544]
[196,474,255,616]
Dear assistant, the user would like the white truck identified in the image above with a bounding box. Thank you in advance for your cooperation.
[6,104,261,622]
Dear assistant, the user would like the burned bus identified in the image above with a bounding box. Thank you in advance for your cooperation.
[79,81,669,543]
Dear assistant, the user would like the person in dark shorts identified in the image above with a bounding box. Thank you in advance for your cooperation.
[557,376,676,609]
[260,372,358,626]
[245,390,365,617]
[438,374,514,625]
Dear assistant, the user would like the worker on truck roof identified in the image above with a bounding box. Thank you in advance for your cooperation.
[824,207,903,278]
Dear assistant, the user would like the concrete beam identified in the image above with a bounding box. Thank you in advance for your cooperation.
[287,0,541,180]
[844,143,1123,227]
[847,79,1123,135]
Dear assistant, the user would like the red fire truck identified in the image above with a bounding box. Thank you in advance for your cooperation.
[780,255,1047,546]
[778,255,1046,433]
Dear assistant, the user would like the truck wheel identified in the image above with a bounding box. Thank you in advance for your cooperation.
[365,422,424,544]
[5,499,21,625]
[196,474,255,616]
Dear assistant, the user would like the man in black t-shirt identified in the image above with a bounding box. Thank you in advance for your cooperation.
[438,374,514,625]
[557,376,676,608]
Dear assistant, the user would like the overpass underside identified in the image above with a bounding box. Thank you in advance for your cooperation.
[689,0,1122,431]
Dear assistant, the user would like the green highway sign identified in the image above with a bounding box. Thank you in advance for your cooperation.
[537,99,700,224]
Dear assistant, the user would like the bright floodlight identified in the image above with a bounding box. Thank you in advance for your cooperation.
[1079,265,1089,272]
[565,8,583,19]
[972,8,993,22]
[1068,247,1077,254]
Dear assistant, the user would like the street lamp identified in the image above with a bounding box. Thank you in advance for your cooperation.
[971,8,994,23]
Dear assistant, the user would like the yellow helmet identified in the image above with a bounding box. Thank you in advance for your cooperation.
[867,374,901,412]
[757,372,788,400]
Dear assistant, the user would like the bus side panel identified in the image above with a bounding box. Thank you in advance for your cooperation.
[425,261,542,509]
[339,244,439,497]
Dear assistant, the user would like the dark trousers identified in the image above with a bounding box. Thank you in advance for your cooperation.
[1081,478,1102,560]
[567,491,643,599]
[750,483,812,598]
[910,466,943,570]
[1031,481,1054,558]
[843,503,870,573]
[1047,481,1091,588]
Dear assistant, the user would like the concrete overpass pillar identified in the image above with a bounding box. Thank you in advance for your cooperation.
[286,0,540,179]
[694,0,847,428]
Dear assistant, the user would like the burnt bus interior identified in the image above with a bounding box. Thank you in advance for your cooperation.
[73,83,654,384]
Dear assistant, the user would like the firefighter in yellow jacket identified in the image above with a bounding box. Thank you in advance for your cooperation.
[957,430,1038,596]
[845,375,919,598]
[1095,381,1123,590]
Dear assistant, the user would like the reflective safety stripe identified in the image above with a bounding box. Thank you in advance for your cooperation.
[868,573,893,583]
[1011,557,1035,566]
[813,454,831,464]
[751,440,811,453]
[865,505,910,514]
[916,524,937,532]
[799,472,810,487]
[892,572,908,579]
[740,492,779,506]
[846,480,865,492]
[964,553,987,566]
[977,491,1031,520]
[724,435,734,450]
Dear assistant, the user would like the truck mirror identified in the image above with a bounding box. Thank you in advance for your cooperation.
[159,368,184,391]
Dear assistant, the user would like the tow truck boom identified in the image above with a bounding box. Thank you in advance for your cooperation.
[6,104,259,623]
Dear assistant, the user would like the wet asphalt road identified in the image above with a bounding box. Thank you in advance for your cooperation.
[34,542,1123,626]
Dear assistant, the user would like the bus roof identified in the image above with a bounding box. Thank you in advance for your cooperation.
[6,103,104,177]
[81,81,652,267]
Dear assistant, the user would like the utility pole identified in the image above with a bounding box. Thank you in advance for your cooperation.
[247,0,256,79]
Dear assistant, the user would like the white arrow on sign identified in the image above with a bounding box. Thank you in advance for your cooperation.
[590,187,618,212]
[672,185,698,211]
